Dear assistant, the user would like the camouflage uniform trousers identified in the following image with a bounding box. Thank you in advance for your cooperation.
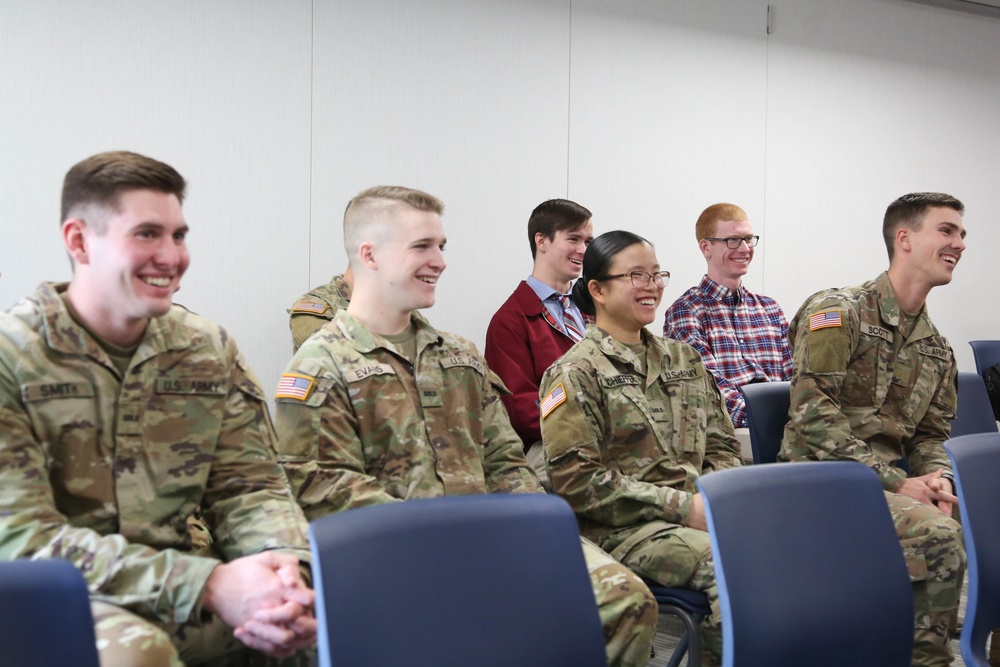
[91,601,317,667]
[887,492,965,667]
[609,524,722,667]
[581,536,659,667]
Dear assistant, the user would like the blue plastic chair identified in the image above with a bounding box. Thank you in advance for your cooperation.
[944,432,1000,667]
[697,462,913,666]
[740,381,791,464]
[969,340,1000,378]
[0,559,99,667]
[952,371,999,437]
[308,494,607,667]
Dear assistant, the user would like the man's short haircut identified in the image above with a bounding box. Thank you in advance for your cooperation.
[882,192,964,261]
[695,203,748,242]
[343,185,444,260]
[61,151,186,231]
[527,199,592,260]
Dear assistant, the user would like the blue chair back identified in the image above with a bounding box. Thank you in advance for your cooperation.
[952,371,999,437]
[0,559,99,667]
[969,340,1000,377]
[739,381,790,464]
[944,433,1000,667]
[697,462,913,667]
[309,494,606,667]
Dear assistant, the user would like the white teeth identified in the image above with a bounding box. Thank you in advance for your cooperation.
[942,256,957,265]
[570,259,582,265]
[418,277,437,284]
[142,277,170,287]
[638,299,656,306]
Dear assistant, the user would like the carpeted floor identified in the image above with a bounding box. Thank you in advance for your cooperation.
[647,578,970,666]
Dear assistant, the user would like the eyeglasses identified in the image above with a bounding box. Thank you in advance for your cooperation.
[704,235,760,249]
[602,270,671,288]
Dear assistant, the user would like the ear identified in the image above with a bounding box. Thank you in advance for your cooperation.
[894,227,911,256]
[358,241,378,269]
[698,238,712,259]
[62,219,90,266]
[534,232,549,254]
[588,279,606,307]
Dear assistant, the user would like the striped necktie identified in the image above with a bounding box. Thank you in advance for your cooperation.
[559,295,585,342]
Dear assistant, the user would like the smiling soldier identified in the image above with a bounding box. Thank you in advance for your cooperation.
[273,186,657,667]
[781,192,968,667]
[0,151,315,666]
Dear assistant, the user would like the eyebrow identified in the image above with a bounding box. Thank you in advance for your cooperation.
[136,221,189,234]
[939,222,967,239]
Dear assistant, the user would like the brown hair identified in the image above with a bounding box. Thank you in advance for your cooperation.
[61,151,186,230]
[527,199,592,259]
[882,192,964,261]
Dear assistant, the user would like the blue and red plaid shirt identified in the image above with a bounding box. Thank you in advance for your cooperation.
[663,275,792,427]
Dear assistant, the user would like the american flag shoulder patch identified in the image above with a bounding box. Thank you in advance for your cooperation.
[540,383,567,419]
[276,373,315,400]
[809,309,843,331]
[292,301,329,315]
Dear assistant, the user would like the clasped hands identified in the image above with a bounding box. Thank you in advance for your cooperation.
[202,551,317,659]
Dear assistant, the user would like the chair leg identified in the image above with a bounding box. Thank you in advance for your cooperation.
[660,608,703,667]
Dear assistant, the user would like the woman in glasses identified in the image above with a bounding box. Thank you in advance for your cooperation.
[539,230,743,667]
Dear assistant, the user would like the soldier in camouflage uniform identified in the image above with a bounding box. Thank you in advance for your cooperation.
[780,192,968,667]
[287,270,353,352]
[540,231,744,666]
[274,186,658,667]
[0,151,316,666]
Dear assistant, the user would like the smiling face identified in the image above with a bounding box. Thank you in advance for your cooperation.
[65,188,189,343]
[590,241,663,343]
[374,206,447,313]
[700,218,754,289]
[535,219,594,290]
[899,206,966,289]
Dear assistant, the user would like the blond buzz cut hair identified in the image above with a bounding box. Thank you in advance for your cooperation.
[343,185,444,264]
[695,203,748,242]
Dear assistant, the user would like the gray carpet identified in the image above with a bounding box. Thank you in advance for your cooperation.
[647,577,970,666]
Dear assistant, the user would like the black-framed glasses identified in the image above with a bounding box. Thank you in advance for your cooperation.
[704,235,760,249]
[602,270,671,288]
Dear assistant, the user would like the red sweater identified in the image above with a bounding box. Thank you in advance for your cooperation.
[485,281,575,449]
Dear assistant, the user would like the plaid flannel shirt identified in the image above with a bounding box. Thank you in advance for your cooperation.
[663,275,792,427]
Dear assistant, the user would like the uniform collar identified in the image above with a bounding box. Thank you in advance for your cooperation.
[37,282,191,368]
[589,326,667,384]
[335,309,441,356]
[330,274,353,303]
[873,271,938,341]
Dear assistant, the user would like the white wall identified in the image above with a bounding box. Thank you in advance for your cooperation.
[1,0,998,401]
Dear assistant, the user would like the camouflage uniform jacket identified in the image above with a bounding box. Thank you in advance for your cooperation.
[288,274,352,351]
[539,327,743,552]
[274,310,542,520]
[0,283,310,624]
[780,271,957,491]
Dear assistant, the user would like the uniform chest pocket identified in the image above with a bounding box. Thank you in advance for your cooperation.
[601,381,661,473]
[142,377,228,484]
[21,382,109,509]
[664,379,711,454]
[887,349,948,422]
[843,333,890,407]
